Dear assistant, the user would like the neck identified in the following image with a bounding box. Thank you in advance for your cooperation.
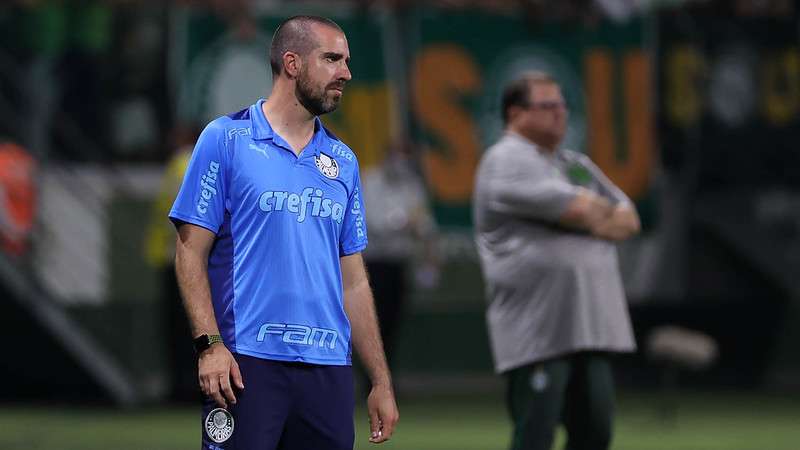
[261,78,314,135]
[262,80,317,140]
[506,126,558,154]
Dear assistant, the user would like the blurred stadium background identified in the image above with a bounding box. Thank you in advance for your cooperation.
[1,0,799,448]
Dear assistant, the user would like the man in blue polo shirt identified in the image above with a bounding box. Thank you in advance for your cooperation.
[170,15,398,449]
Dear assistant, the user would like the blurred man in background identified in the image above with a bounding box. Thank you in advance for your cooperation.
[473,72,639,450]
[361,137,439,392]
[169,15,397,449]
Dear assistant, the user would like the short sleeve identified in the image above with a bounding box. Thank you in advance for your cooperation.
[339,161,368,256]
[168,119,229,234]
[482,147,581,223]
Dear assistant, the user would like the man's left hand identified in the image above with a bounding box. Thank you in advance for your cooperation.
[367,384,399,444]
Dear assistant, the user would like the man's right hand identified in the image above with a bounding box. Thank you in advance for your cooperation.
[198,344,244,408]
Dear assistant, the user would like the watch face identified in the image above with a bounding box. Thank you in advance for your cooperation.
[194,335,211,353]
[194,335,222,353]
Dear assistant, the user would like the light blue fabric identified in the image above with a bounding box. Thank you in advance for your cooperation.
[170,99,367,365]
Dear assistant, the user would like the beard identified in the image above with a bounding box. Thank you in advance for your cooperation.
[296,69,343,116]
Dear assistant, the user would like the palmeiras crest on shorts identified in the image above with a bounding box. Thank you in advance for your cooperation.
[315,153,339,179]
[205,408,234,444]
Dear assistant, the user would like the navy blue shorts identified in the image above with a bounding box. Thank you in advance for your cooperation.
[201,353,355,450]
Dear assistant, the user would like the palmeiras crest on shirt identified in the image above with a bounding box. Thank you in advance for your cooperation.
[205,408,234,443]
[315,153,339,179]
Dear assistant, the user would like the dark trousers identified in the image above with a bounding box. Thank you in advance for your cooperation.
[506,352,615,450]
[201,355,355,450]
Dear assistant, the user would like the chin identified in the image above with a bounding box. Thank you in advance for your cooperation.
[322,101,340,114]
[328,95,342,107]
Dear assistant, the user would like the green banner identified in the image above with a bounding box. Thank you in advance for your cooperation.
[177,9,657,228]
[409,10,655,226]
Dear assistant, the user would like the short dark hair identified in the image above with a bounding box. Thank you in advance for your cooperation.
[501,71,557,124]
[269,15,344,76]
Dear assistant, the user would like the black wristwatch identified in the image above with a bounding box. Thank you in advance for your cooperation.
[193,334,223,354]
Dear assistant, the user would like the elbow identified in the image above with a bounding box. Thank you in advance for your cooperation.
[613,203,640,238]
[174,236,192,265]
[616,212,641,241]
[630,218,641,236]
[344,277,370,300]
[174,237,210,273]
[625,208,642,236]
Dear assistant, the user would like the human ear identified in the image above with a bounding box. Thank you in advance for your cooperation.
[283,52,301,78]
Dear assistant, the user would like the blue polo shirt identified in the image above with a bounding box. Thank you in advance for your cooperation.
[169,99,368,365]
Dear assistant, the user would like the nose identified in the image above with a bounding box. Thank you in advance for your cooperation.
[340,62,352,82]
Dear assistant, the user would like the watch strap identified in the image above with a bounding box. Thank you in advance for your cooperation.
[193,334,223,354]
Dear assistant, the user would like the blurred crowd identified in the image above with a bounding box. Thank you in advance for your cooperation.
[0,0,793,163]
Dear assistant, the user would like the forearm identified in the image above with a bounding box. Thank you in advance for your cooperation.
[345,279,392,389]
[175,237,220,338]
[559,188,614,232]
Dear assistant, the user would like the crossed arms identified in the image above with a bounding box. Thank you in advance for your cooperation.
[559,188,641,241]
[482,154,641,241]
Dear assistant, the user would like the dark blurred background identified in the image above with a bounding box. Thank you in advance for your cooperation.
[1,0,799,410]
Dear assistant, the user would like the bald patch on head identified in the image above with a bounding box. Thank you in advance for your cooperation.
[270,15,344,76]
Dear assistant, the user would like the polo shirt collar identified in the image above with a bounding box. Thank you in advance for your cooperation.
[250,98,324,157]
